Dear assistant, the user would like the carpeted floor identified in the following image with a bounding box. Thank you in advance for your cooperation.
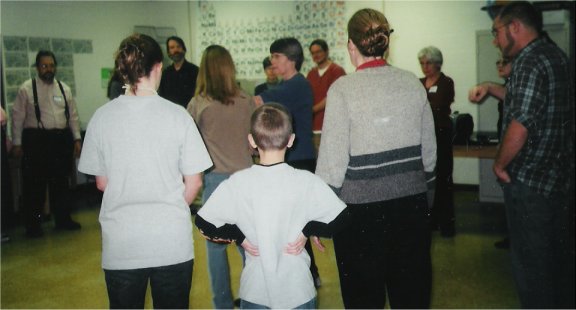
[1,186,520,309]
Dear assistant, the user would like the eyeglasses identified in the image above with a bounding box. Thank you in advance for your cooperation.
[491,23,509,37]
[39,64,56,69]
[496,59,510,66]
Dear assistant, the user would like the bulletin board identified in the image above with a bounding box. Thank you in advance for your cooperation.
[2,36,93,100]
[197,1,348,79]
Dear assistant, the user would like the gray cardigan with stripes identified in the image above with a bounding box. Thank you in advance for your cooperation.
[316,64,437,204]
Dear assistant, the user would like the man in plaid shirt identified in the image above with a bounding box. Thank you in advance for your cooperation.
[470,1,574,308]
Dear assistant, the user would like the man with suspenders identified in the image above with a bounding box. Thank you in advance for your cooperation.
[11,50,82,238]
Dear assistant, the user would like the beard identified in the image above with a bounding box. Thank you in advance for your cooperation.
[39,72,55,83]
[169,52,185,63]
[501,31,516,58]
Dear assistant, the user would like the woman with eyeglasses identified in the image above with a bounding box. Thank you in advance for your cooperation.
[468,56,513,142]
[491,55,513,251]
[496,56,512,141]
[418,46,456,238]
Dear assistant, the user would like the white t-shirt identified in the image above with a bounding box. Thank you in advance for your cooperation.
[79,94,212,270]
[198,163,346,308]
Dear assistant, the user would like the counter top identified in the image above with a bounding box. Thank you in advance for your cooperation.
[453,144,498,159]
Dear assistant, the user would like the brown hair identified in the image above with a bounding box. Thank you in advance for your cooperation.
[35,50,57,67]
[114,33,163,92]
[348,8,393,57]
[270,38,304,72]
[498,1,543,34]
[250,103,293,151]
[195,45,239,105]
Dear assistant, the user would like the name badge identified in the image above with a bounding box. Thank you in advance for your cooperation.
[429,86,438,93]
[53,96,63,102]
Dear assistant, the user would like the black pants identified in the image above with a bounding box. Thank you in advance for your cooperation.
[1,126,14,233]
[287,159,320,279]
[334,194,432,309]
[21,128,74,229]
[104,259,193,309]
[433,126,455,228]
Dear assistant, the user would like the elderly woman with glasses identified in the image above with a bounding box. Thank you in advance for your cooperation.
[417,46,456,238]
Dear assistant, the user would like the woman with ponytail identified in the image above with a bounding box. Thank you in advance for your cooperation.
[79,33,212,308]
[315,8,437,308]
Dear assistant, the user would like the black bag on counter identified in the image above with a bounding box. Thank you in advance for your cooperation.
[450,113,474,145]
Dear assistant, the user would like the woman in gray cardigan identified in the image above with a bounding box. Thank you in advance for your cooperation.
[315,8,437,309]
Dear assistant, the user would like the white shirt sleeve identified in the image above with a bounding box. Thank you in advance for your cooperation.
[180,121,213,176]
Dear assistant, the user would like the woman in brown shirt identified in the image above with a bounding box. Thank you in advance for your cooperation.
[418,46,455,237]
[187,44,255,309]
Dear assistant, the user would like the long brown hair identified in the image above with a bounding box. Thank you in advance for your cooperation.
[195,45,239,105]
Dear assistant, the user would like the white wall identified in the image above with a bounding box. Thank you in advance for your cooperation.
[1,1,194,128]
[383,1,491,184]
[385,1,490,117]
[2,0,497,184]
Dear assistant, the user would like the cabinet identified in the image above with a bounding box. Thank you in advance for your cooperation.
[479,159,504,203]
[453,145,503,203]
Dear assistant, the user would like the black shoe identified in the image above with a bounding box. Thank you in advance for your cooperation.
[494,238,510,249]
[55,220,82,231]
[41,213,52,223]
[26,227,44,238]
[1,232,11,243]
[234,298,241,308]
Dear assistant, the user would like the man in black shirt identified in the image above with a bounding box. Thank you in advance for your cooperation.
[158,36,199,108]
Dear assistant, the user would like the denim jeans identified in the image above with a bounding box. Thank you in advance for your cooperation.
[502,179,574,308]
[103,259,193,309]
[241,297,316,309]
[203,172,246,309]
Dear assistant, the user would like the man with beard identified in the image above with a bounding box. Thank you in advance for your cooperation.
[11,50,82,237]
[469,2,574,308]
[158,36,199,108]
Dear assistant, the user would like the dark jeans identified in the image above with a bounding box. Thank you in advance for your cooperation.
[203,172,246,309]
[502,180,575,308]
[104,259,193,309]
[333,193,431,309]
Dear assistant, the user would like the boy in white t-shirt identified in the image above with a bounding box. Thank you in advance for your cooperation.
[195,103,346,309]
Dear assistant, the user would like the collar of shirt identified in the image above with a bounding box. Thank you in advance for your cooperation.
[356,59,387,71]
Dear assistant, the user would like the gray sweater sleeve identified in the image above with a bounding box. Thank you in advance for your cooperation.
[315,79,350,194]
